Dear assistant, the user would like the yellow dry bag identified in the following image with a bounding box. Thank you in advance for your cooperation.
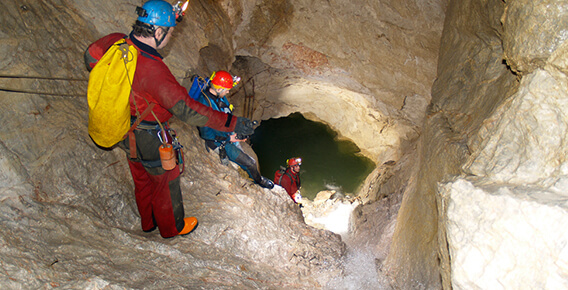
[87,38,138,148]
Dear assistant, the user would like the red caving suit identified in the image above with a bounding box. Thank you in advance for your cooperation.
[85,32,237,238]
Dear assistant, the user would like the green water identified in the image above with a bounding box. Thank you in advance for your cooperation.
[250,113,375,200]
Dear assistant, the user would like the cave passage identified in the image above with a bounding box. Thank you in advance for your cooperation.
[250,112,375,200]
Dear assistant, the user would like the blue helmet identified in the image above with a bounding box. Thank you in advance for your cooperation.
[136,0,176,27]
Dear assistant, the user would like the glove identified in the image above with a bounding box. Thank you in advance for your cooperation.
[234,117,255,139]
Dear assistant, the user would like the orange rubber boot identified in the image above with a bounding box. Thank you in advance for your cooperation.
[179,217,198,236]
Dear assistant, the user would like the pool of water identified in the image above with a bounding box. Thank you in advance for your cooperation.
[250,113,375,200]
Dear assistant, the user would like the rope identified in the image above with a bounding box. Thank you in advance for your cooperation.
[0,75,87,97]
[0,75,87,81]
[119,42,141,119]
[119,41,167,143]
[0,87,85,97]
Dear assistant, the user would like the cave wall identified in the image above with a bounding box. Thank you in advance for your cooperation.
[446,0,568,288]
[384,0,517,288]
[228,0,446,165]
[383,0,568,288]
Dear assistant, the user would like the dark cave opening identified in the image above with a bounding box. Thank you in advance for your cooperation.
[250,112,375,200]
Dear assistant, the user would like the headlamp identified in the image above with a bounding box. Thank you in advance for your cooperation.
[287,157,302,166]
[174,0,190,22]
[232,76,241,87]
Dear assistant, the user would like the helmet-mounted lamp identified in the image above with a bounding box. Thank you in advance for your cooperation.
[174,0,190,23]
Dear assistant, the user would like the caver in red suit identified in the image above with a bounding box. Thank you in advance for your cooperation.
[84,0,254,238]
[278,168,301,201]
[274,157,302,203]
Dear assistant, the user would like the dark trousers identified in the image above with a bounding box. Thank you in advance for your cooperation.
[220,142,262,183]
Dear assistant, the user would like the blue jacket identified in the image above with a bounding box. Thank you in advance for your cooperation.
[196,88,233,147]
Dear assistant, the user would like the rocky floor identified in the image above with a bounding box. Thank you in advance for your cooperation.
[0,98,348,288]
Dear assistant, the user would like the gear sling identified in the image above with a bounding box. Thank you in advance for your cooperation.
[86,37,182,171]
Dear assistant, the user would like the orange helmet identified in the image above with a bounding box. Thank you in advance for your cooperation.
[210,70,239,90]
[287,157,302,167]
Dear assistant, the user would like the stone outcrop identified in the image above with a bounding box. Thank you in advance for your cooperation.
[442,1,568,287]
[382,0,568,288]
[442,179,568,289]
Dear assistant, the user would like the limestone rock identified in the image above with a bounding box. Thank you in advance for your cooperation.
[431,0,568,288]
[313,190,334,205]
[465,69,568,186]
[502,0,568,74]
[384,0,516,287]
[301,194,359,239]
[442,179,568,289]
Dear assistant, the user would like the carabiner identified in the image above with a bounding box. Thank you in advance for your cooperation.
[157,129,169,144]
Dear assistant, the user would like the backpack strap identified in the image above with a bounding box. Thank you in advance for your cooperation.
[108,37,163,160]
[278,167,300,188]
[203,92,215,110]
[285,170,300,188]
[126,103,156,159]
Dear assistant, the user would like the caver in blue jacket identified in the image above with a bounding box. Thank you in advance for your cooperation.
[196,83,274,189]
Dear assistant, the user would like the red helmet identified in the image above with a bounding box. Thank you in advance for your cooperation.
[210,70,236,90]
[287,157,302,167]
